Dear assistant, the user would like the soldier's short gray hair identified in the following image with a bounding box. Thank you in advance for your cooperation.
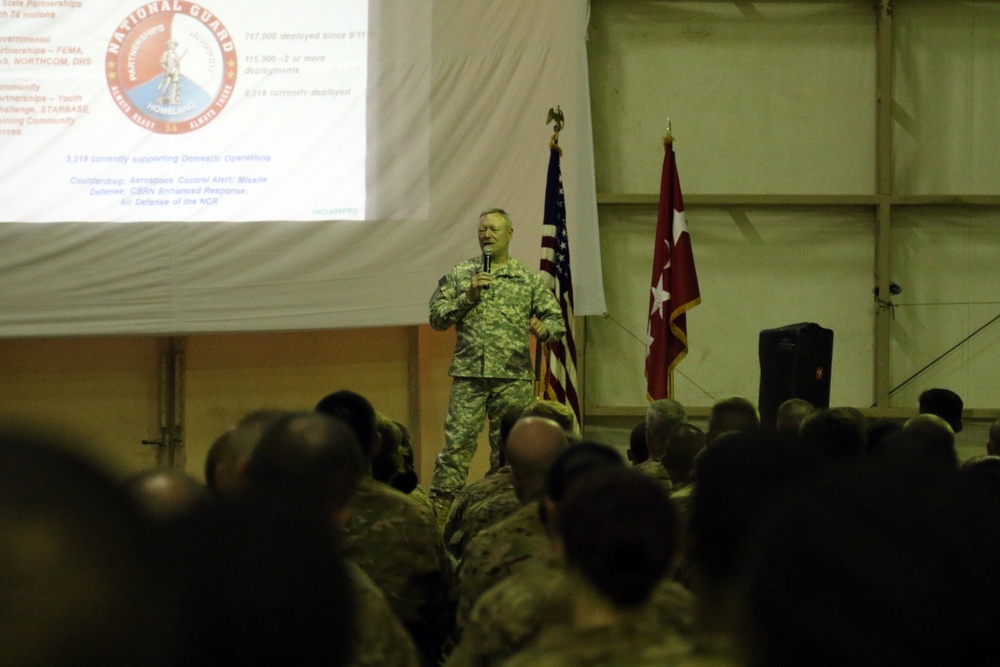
[646,399,687,445]
[479,207,512,230]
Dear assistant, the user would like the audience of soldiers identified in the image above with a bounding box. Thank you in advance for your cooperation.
[3,386,1000,666]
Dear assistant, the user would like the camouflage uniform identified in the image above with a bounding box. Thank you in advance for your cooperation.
[429,257,564,497]
[409,484,434,513]
[670,482,696,589]
[498,617,693,667]
[446,483,521,560]
[346,562,421,667]
[670,481,695,519]
[445,561,569,667]
[634,458,674,494]
[455,500,554,634]
[445,466,513,540]
[448,562,695,667]
[647,576,697,636]
[343,477,455,662]
[659,639,741,667]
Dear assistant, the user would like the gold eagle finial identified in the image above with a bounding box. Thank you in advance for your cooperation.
[546,105,565,134]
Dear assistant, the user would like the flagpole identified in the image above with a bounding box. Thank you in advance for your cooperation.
[537,107,583,430]
[535,106,564,397]
[646,118,700,403]
[664,120,673,398]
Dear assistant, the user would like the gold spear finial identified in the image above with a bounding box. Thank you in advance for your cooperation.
[663,118,674,146]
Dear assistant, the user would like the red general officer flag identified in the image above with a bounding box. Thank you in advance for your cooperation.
[646,139,700,400]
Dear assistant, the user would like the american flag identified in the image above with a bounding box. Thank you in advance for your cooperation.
[539,145,581,430]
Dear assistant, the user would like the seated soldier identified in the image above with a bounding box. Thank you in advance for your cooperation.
[635,399,687,491]
[124,468,212,523]
[799,408,867,470]
[918,387,964,433]
[454,416,568,635]
[0,427,180,666]
[204,408,287,497]
[501,467,691,666]
[374,413,435,512]
[866,417,904,455]
[447,400,576,559]
[627,421,650,465]
[444,404,527,558]
[868,414,959,483]
[663,423,705,503]
[246,411,420,667]
[741,461,1000,665]
[448,443,695,667]
[960,454,1000,493]
[706,396,760,446]
[774,398,815,435]
[522,399,579,438]
[316,390,453,665]
[687,430,806,662]
[989,418,1000,456]
[392,420,434,511]
[663,423,706,590]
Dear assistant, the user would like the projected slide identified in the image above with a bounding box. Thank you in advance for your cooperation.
[0,0,368,222]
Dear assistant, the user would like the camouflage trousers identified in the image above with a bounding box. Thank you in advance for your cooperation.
[430,376,534,498]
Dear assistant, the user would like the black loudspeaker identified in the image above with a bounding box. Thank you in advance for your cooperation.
[758,322,834,429]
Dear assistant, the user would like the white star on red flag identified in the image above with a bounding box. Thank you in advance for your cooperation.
[650,274,670,319]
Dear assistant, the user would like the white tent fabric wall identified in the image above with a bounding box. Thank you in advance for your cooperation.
[0,0,605,336]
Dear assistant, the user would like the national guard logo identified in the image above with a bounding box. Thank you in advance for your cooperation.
[106,1,237,134]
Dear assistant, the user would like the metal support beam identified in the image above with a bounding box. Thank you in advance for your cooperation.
[873,0,894,407]
[141,336,185,469]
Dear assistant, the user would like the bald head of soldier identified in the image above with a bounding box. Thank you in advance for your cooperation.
[506,416,570,503]
[125,469,211,523]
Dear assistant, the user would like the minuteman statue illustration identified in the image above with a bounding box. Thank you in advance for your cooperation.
[157,40,184,105]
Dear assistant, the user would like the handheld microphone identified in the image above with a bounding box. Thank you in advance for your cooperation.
[482,246,493,273]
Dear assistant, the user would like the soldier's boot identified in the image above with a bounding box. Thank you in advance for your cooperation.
[429,492,455,534]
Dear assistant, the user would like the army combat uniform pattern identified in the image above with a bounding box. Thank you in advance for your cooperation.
[455,500,554,635]
[444,469,520,559]
[447,484,521,561]
[444,466,513,546]
[343,477,454,661]
[408,483,435,514]
[633,458,674,495]
[497,616,694,667]
[345,562,420,667]
[429,257,565,497]
[448,561,696,667]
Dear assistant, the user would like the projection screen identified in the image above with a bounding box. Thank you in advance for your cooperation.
[0,0,605,336]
